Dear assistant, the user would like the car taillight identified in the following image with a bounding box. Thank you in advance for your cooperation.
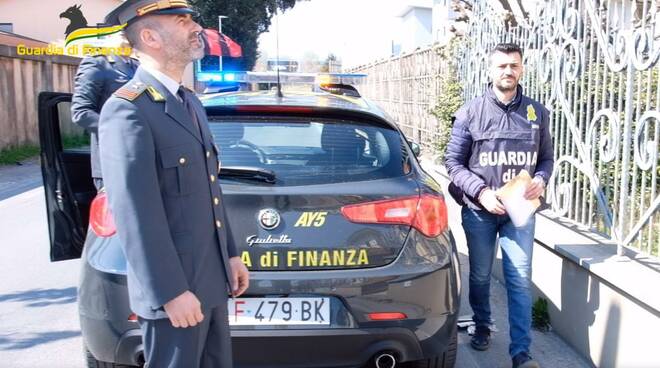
[340,194,448,238]
[89,192,117,237]
[414,194,449,238]
[368,312,407,321]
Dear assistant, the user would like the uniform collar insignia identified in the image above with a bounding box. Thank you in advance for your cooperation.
[146,85,165,102]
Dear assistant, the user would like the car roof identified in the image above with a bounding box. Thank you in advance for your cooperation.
[199,90,398,129]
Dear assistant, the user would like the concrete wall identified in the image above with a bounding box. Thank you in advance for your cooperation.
[0,45,81,150]
[525,219,660,368]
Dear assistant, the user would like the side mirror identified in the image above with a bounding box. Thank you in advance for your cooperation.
[408,140,421,157]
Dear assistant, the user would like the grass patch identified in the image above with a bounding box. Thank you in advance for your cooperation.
[532,298,551,332]
[0,144,40,165]
[62,134,90,149]
[0,134,90,166]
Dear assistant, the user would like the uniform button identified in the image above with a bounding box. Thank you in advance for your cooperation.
[214,197,219,205]
[179,157,186,165]
[210,174,216,182]
[206,151,211,158]
[216,220,222,228]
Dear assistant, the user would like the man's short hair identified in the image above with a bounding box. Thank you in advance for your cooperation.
[123,15,163,50]
[490,43,523,59]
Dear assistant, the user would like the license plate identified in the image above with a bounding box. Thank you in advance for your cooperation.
[227,297,330,325]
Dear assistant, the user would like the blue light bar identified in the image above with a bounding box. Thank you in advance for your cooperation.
[197,71,246,83]
[197,72,224,82]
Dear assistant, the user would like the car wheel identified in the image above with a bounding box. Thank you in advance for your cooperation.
[410,328,457,368]
[84,345,139,368]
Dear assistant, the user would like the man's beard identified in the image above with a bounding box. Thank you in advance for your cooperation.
[494,79,518,92]
[188,31,205,61]
[164,31,205,65]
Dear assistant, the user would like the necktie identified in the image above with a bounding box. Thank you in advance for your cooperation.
[177,87,203,136]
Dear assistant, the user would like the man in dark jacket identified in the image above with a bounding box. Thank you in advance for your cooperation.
[445,43,554,368]
[71,50,139,190]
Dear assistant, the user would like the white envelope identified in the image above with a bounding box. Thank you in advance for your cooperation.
[496,170,540,227]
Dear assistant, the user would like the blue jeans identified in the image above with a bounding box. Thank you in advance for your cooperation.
[461,207,536,358]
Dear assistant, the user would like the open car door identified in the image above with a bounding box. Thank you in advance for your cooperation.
[38,92,95,261]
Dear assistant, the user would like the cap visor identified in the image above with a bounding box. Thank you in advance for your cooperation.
[152,8,197,16]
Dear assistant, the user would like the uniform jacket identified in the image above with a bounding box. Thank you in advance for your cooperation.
[444,85,554,210]
[71,55,138,179]
[98,66,237,319]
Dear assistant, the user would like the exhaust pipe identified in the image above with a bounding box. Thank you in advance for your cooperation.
[374,352,396,368]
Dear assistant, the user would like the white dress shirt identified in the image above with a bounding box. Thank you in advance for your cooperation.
[140,65,183,102]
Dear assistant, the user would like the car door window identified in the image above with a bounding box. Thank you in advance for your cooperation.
[56,101,90,151]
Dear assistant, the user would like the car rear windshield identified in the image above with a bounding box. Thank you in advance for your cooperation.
[209,117,408,186]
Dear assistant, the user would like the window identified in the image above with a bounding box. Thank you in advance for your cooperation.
[56,101,90,151]
[0,23,13,33]
[209,118,406,186]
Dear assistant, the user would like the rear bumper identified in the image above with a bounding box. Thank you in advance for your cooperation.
[232,321,455,368]
[80,315,143,366]
[84,314,456,368]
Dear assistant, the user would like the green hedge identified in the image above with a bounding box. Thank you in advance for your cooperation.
[0,134,90,166]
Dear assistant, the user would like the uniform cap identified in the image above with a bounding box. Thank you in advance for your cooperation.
[105,0,196,26]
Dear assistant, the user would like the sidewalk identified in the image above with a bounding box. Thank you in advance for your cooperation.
[419,157,593,368]
[453,254,591,368]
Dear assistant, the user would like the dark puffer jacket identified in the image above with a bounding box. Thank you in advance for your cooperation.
[444,84,554,210]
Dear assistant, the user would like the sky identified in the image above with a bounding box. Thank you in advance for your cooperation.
[257,0,405,69]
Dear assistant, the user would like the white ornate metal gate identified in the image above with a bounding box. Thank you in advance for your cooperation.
[354,0,660,258]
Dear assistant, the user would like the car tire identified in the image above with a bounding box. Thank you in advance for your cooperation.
[410,328,457,368]
[84,345,138,368]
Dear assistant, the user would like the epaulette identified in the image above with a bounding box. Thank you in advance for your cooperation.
[146,86,165,102]
[114,81,147,101]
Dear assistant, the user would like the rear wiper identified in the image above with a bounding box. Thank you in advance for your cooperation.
[219,166,277,184]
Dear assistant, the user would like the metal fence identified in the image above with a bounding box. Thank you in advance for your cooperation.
[347,46,447,151]
[351,0,659,258]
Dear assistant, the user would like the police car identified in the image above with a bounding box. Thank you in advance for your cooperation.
[38,74,460,368]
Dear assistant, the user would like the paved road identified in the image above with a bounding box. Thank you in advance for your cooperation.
[0,160,592,367]
[0,159,43,201]
[0,186,82,368]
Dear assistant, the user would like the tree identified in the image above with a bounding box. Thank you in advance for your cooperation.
[190,0,301,71]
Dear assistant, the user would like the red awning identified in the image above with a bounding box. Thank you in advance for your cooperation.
[202,29,242,58]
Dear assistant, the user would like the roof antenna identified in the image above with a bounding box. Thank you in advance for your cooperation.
[275,6,283,98]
